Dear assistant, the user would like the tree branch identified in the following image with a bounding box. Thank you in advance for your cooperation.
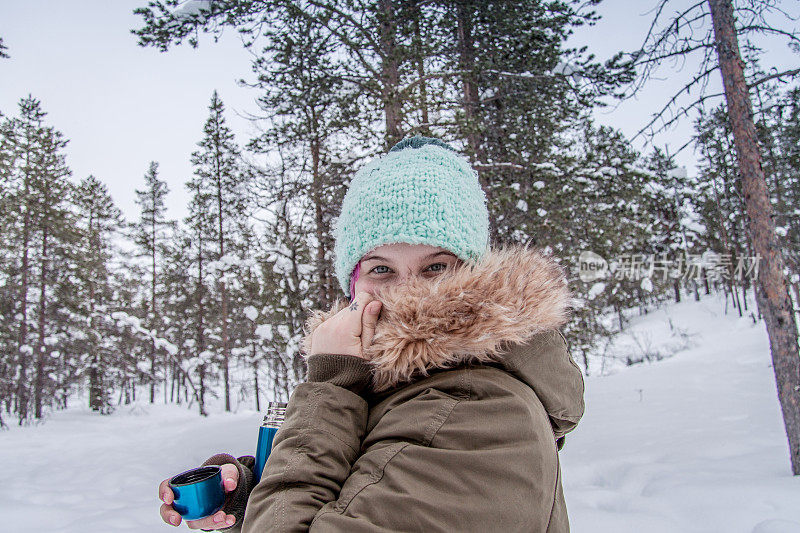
[748,67,800,88]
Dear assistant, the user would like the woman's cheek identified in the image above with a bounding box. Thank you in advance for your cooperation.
[354,278,377,297]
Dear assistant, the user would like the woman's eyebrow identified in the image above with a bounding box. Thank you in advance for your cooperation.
[361,254,389,262]
[362,251,456,263]
[425,251,456,259]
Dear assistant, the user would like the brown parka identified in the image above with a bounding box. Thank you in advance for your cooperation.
[209,246,585,533]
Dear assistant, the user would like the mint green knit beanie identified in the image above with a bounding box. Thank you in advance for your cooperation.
[334,136,490,297]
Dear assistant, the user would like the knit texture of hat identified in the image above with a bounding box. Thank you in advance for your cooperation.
[334,136,490,298]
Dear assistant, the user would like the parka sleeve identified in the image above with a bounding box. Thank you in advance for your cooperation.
[241,354,373,533]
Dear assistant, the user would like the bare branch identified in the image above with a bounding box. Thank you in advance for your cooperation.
[472,161,527,172]
[748,67,800,88]
[633,41,716,66]
[736,24,800,44]
[632,62,722,140]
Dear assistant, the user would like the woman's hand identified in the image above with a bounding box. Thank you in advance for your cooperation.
[158,463,239,529]
[309,291,382,358]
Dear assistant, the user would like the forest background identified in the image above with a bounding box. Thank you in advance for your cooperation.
[1,0,799,470]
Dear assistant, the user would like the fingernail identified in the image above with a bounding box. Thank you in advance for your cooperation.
[226,477,235,486]
[226,516,235,525]
[170,515,179,525]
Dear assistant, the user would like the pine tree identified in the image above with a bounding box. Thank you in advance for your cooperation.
[1,97,75,422]
[694,105,752,314]
[161,230,204,408]
[188,91,249,412]
[133,161,172,403]
[6,97,47,423]
[30,128,75,419]
[74,175,123,413]
[184,172,213,417]
[549,124,655,371]
[643,148,701,303]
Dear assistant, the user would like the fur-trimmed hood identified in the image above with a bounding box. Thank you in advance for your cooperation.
[302,245,573,392]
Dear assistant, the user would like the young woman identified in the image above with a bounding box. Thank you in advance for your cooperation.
[159,136,585,532]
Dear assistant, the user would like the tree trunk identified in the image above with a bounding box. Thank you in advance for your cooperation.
[16,172,32,424]
[253,358,261,413]
[311,136,329,309]
[197,232,208,417]
[87,207,106,414]
[412,5,430,136]
[33,222,48,419]
[150,222,157,404]
[455,1,498,245]
[379,0,402,147]
[220,279,231,412]
[709,0,800,474]
[216,204,231,413]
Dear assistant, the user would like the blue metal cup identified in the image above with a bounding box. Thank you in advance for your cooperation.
[169,465,225,521]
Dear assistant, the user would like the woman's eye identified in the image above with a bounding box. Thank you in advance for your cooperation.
[426,263,447,272]
[371,265,391,274]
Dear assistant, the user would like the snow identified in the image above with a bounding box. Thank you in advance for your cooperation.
[243,306,258,322]
[155,338,178,356]
[516,199,528,212]
[172,0,213,19]
[1,292,799,532]
[562,292,800,531]
[254,324,273,341]
[588,282,606,299]
[44,335,60,346]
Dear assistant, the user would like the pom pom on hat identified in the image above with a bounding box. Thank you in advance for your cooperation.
[334,135,490,298]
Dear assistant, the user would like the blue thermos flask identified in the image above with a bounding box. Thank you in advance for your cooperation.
[253,401,287,484]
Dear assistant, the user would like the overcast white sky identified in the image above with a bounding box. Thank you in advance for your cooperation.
[1,0,798,222]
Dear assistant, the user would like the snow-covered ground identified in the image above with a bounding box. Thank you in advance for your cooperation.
[2,291,799,532]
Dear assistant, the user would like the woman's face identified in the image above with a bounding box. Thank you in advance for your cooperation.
[353,243,462,297]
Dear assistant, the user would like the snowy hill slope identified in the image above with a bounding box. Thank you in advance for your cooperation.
[562,292,800,532]
[1,292,799,532]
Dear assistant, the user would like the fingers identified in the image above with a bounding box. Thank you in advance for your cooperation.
[160,502,181,527]
[346,291,373,336]
[160,502,236,529]
[159,479,173,505]
[160,472,237,528]
[220,463,238,492]
[361,300,382,353]
[310,291,378,357]
[186,510,236,530]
